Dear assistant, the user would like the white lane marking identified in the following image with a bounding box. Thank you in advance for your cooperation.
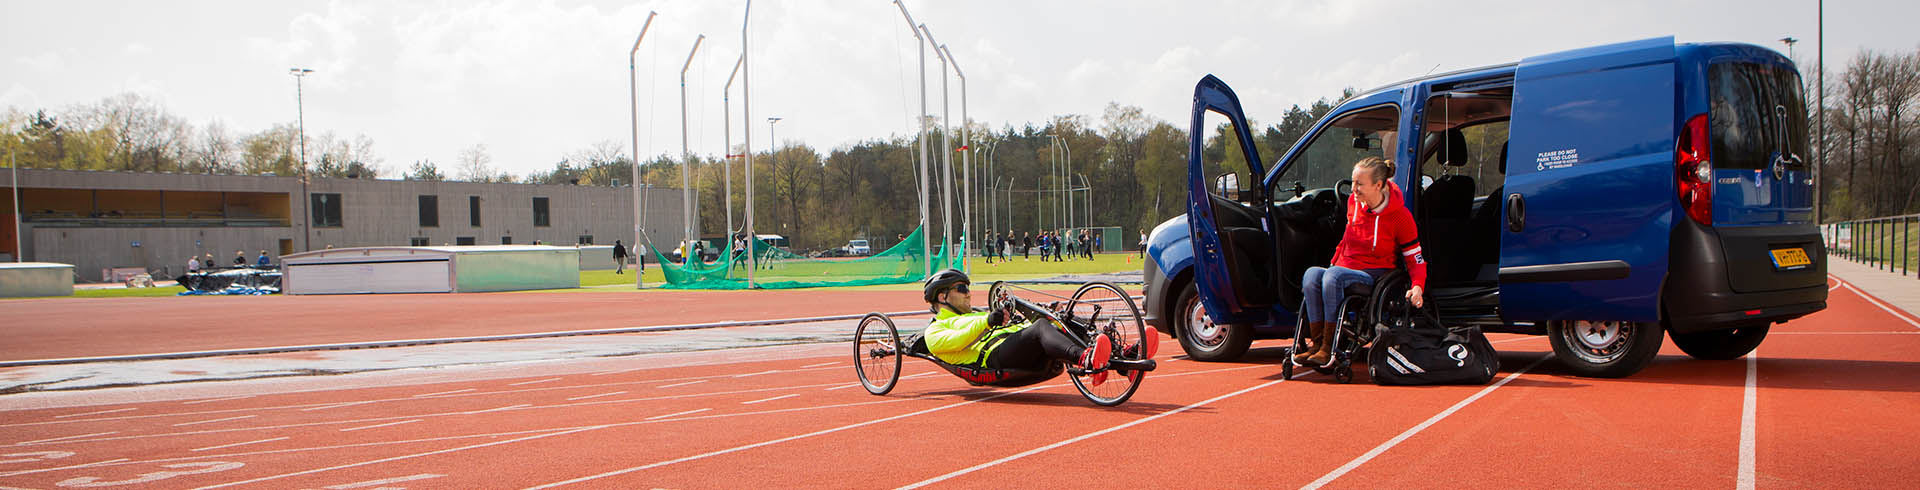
[589,367,643,377]
[644,408,712,421]
[324,473,445,489]
[741,394,798,405]
[191,437,289,452]
[1843,282,1920,329]
[173,416,256,427]
[824,383,863,391]
[565,391,627,401]
[733,370,780,378]
[508,377,563,386]
[898,371,1302,489]
[183,396,254,405]
[189,427,600,489]
[656,380,707,388]
[1829,283,1842,291]
[18,431,118,445]
[1738,349,1758,490]
[340,420,422,432]
[412,388,475,397]
[463,404,531,415]
[1300,355,1551,490]
[55,408,137,419]
[522,385,1057,489]
[301,401,377,412]
[0,457,131,478]
[800,362,838,368]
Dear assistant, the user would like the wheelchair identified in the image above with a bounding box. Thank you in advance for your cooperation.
[852,281,1158,406]
[1281,269,1412,383]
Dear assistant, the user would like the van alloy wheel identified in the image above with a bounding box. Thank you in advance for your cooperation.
[1186,298,1224,348]
[1567,320,1631,363]
[1173,281,1251,361]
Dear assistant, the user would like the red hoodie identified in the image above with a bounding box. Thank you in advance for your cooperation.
[1333,181,1427,289]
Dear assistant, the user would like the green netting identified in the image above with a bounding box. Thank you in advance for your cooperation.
[648,226,964,289]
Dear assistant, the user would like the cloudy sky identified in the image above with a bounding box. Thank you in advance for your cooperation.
[2,0,1913,176]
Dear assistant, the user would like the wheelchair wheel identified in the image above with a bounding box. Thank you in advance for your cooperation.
[853,312,901,395]
[1066,282,1145,406]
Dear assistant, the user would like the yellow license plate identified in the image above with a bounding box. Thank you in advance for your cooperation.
[1770,248,1811,270]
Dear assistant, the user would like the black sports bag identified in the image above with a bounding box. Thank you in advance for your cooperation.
[1368,305,1499,386]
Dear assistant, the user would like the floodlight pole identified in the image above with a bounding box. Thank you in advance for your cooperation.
[742,0,758,286]
[628,11,656,289]
[9,147,18,262]
[289,67,313,252]
[942,43,969,266]
[893,0,931,277]
[723,54,743,237]
[922,25,953,269]
[680,34,705,250]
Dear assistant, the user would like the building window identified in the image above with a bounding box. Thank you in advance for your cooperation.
[311,193,343,227]
[456,236,476,245]
[532,197,550,227]
[578,235,593,245]
[469,196,481,227]
[418,195,439,227]
[410,237,429,246]
[501,236,513,245]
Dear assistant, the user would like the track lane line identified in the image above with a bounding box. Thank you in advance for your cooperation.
[657,380,708,388]
[16,432,117,445]
[322,473,443,489]
[741,394,798,405]
[1299,354,1551,490]
[339,420,421,432]
[507,378,562,386]
[412,388,475,397]
[188,426,603,490]
[182,396,254,405]
[1738,349,1757,490]
[645,409,711,421]
[463,404,531,415]
[1841,282,1920,329]
[565,391,627,401]
[53,408,136,419]
[897,369,1306,489]
[172,415,255,427]
[190,437,288,452]
[0,457,131,477]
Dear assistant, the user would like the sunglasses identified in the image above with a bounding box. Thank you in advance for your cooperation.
[950,283,970,294]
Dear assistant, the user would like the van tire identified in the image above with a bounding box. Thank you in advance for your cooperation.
[1669,324,1769,360]
[1174,281,1251,361]
[1547,320,1662,378]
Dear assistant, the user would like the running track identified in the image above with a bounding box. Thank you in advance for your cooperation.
[1,277,1915,489]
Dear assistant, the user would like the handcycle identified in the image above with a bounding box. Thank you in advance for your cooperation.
[852,281,1157,406]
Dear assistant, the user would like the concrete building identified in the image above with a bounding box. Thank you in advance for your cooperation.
[0,168,692,281]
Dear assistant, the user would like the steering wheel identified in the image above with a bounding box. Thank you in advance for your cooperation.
[1334,179,1353,210]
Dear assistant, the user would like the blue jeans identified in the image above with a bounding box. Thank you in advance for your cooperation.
[1301,266,1374,325]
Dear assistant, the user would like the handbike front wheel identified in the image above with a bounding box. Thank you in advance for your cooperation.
[1066,281,1146,406]
[853,312,901,395]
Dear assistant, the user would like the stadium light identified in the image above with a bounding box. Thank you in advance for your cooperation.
[892,0,932,278]
[680,34,706,250]
[628,10,657,289]
[289,67,314,252]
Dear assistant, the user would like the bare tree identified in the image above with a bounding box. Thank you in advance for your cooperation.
[458,144,496,182]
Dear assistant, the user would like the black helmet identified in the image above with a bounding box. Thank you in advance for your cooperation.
[922,269,970,305]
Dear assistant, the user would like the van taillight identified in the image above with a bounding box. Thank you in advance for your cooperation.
[1676,113,1713,225]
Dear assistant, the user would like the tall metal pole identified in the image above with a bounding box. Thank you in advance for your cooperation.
[1062,137,1073,234]
[943,44,969,265]
[9,147,18,262]
[1816,0,1825,223]
[289,68,313,252]
[628,11,657,289]
[723,54,743,237]
[680,34,705,250]
[922,25,953,268]
[768,117,781,149]
[743,0,758,286]
[893,0,931,277]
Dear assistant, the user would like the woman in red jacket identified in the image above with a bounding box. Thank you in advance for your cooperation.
[1294,156,1428,366]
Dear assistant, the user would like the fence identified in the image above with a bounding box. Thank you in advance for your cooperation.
[1825,214,1918,278]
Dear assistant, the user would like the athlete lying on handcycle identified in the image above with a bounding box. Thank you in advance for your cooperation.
[922,269,1160,386]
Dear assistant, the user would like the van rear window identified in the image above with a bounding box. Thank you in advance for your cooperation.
[1708,63,1808,170]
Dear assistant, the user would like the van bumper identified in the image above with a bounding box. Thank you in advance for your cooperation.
[1664,220,1828,334]
[1142,257,1171,331]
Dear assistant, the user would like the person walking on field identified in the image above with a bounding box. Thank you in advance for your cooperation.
[1022,232,1033,261]
[613,240,629,274]
[1138,231,1147,258]
[1083,230,1095,260]
[1001,230,1013,261]
[187,256,201,273]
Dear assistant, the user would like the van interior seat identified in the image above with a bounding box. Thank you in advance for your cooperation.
[1466,141,1509,282]
[1419,129,1479,285]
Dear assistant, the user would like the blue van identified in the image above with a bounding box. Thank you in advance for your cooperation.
[1141,37,1826,377]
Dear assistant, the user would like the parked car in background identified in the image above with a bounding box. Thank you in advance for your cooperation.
[848,239,872,256]
[1142,37,1825,378]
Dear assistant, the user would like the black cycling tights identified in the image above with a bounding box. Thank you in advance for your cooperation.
[984,319,1087,370]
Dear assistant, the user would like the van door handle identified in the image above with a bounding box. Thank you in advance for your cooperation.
[1505,193,1525,232]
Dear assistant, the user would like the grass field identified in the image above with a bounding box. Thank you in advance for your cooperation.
[15,253,1144,299]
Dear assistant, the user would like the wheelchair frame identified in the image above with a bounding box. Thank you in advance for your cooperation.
[1282,270,1413,383]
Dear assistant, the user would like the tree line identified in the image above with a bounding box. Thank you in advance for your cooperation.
[1815,47,1920,221]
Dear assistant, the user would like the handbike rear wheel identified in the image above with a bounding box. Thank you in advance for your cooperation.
[853,312,902,395]
[1065,281,1146,406]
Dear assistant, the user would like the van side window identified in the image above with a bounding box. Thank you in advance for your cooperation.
[1272,104,1401,198]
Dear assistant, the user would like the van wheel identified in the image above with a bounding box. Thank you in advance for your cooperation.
[1669,324,1769,360]
[1174,281,1251,361]
[1547,320,1662,378]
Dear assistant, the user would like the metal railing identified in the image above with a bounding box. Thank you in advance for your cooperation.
[1825,214,1919,278]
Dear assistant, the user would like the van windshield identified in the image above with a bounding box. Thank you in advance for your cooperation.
[1708,62,1808,170]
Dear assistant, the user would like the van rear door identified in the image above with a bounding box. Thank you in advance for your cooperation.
[1704,58,1824,293]
[1499,37,1677,322]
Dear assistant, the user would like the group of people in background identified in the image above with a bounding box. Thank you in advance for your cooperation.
[186,250,273,273]
[982,229,1102,264]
